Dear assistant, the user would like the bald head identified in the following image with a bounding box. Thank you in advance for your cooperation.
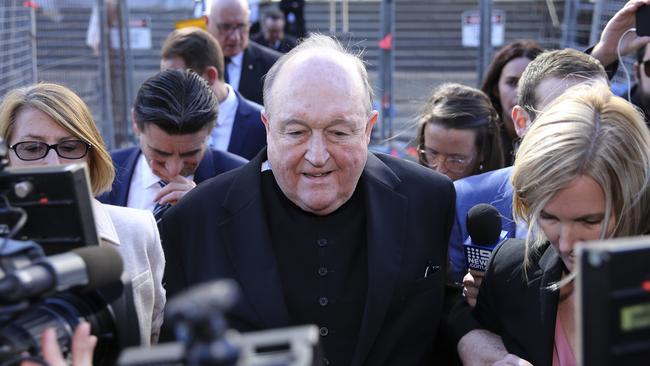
[263,35,374,117]
[259,35,378,216]
[206,0,251,57]
[208,0,249,14]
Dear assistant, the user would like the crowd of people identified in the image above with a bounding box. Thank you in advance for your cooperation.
[2,0,650,365]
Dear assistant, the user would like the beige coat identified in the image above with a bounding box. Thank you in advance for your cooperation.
[92,199,166,345]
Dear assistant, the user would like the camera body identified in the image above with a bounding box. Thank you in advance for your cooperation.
[0,162,139,365]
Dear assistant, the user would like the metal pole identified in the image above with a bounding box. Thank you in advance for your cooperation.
[119,0,134,145]
[97,0,115,149]
[589,0,604,46]
[477,0,492,86]
[28,2,37,83]
[342,0,349,33]
[561,0,576,48]
[388,0,394,142]
[329,0,336,33]
[377,0,393,143]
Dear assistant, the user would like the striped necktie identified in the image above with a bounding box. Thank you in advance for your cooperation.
[152,180,171,223]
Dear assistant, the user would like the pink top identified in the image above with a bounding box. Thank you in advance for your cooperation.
[552,314,576,366]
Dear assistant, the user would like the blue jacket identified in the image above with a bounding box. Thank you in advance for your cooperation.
[227,91,266,160]
[97,147,247,207]
[448,167,516,282]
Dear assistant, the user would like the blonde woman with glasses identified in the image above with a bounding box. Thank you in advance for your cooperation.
[0,83,165,350]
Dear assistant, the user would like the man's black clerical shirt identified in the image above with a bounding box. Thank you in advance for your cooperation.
[261,170,368,366]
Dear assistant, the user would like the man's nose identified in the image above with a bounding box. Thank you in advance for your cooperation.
[304,133,330,166]
[434,163,449,175]
[227,29,241,41]
[165,157,183,177]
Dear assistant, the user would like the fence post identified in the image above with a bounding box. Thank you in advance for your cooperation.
[98,0,116,150]
[477,0,493,87]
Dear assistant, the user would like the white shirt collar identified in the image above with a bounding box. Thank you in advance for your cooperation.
[137,153,163,189]
[217,84,238,126]
[230,51,243,67]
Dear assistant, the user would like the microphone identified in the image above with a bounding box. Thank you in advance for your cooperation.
[464,203,508,272]
[0,246,124,302]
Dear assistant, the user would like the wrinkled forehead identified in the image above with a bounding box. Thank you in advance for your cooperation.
[269,52,368,113]
[210,0,249,22]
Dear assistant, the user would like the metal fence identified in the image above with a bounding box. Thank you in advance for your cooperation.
[0,1,37,99]
[0,0,195,149]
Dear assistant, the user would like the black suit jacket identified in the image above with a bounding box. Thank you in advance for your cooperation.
[97,146,247,206]
[161,149,457,365]
[227,91,266,160]
[471,239,563,366]
[238,42,281,105]
[251,33,297,54]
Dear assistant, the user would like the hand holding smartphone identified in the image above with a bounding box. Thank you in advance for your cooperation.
[637,4,650,36]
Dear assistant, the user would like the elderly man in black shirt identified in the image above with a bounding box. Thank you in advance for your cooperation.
[161,34,456,365]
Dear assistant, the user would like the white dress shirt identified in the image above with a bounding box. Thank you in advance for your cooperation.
[126,153,193,211]
[227,52,244,91]
[208,84,239,151]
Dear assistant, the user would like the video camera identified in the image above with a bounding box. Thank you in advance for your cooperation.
[119,279,322,366]
[0,160,138,365]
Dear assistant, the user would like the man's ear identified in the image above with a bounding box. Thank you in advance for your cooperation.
[131,109,140,135]
[634,62,641,82]
[202,66,219,86]
[261,109,271,134]
[365,111,378,144]
[511,105,531,138]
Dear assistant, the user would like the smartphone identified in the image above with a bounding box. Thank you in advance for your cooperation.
[637,4,650,37]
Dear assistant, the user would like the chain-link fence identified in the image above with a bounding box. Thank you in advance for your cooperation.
[1,0,196,149]
[0,1,37,99]
[0,0,639,147]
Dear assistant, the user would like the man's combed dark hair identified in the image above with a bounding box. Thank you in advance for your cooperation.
[133,69,218,134]
[161,27,225,82]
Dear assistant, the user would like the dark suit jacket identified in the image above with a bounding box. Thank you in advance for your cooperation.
[251,33,297,54]
[471,239,563,366]
[228,91,266,160]
[97,146,247,206]
[238,42,281,105]
[160,149,458,365]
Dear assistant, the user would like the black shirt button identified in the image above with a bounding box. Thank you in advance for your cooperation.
[319,296,329,306]
[323,357,330,365]
[318,267,328,276]
[317,238,328,247]
[319,326,329,336]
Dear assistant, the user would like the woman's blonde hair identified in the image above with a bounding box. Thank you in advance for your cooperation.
[0,83,115,195]
[512,81,650,271]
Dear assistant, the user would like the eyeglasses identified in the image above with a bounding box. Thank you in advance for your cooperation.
[417,145,474,173]
[215,22,250,35]
[643,60,650,78]
[9,140,92,161]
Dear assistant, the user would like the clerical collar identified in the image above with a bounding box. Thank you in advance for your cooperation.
[261,160,272,172]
